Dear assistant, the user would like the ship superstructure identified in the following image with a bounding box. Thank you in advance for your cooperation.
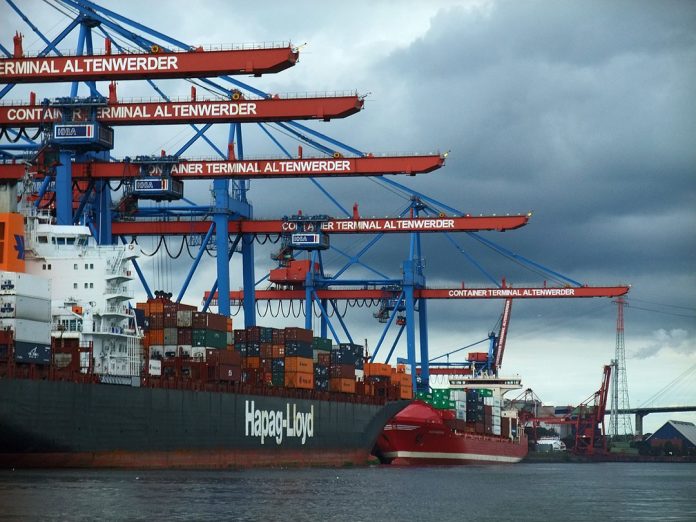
[22,206,142,381]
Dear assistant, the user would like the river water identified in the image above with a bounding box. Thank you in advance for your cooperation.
[0,463,694,521]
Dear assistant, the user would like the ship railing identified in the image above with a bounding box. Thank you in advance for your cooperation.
[104,285,134,298]
[104,305,129,315]
[52,322,83,332]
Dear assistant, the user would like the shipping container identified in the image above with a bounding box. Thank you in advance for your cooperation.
[163,327,178,345]
[149,313,164,330]
[0,271,51,298]
[13,340,51,364]
[285,356,313,373]
[285,371,313,389]
[0,295,51,321]
[192,329,226,349]
[217,364,241,382]
[284,327,313,343]
[0,318,51,344]
[330,364,355,379]
[176,309,193,328]
[329,377,356,394]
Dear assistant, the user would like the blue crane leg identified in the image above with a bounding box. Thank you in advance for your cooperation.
[213,179,230,317]
[418,298,430,390]
[55,151,72,225]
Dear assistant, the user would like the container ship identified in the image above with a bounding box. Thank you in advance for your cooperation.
[0,206,411,469]
[375,374,528,465]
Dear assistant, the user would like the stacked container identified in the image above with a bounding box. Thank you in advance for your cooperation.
[138,297,232,362]
[234,326,315,389]
[312,336,331,391]
[0,272,52,364]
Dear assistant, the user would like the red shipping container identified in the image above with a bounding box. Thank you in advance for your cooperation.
[467,352,489,362]
[284,327,313,343]
[177,328,192,345]
[260,343,273,359]
[218,364,241,382]
[218,350,241,365]
[272,344,285,358]
[150,313,164,330]
[330,364,355,379]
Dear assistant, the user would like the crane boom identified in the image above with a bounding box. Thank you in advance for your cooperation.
[0,154,445,181]
[111,215,529,236]
[493,297,513,371]
[0,46,299,83]
[204,285,630,302]
[0,94,363,127]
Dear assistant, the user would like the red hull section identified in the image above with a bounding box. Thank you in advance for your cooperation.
[376,402,528,465]
[0,448,369,469]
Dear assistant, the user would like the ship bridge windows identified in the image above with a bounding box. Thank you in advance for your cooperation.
[37,236,48,244]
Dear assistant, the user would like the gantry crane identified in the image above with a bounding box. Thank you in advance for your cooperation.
[0,1,629,395]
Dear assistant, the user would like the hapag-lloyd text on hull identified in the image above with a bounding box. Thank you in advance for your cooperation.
[245,400,314,445]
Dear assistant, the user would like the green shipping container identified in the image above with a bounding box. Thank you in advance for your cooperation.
[192,329,227,349]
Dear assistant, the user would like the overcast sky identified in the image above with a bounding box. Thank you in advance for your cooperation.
[2,0,695,433]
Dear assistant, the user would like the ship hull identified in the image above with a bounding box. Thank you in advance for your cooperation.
[0,379,408,469]
[375,402,528,466]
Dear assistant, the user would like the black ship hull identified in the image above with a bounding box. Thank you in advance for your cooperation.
[0,379,409,468]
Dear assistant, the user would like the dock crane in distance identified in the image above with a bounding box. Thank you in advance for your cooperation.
[522,364,612,456]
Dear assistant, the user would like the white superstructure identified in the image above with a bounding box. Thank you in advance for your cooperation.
[22,207,142,379]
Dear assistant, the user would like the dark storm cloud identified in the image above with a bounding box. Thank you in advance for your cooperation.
[344,1,696,321]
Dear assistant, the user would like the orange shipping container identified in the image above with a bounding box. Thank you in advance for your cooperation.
[285,356,313,373]
[285,371,313,389]
[149,329,164,345]
[364,362,392,377]
[330,378,356,394]
[244,356,261,369]
[398,373,412,387]
[0,213,26,272]
[148,300,164,313]
[399,384,413,399]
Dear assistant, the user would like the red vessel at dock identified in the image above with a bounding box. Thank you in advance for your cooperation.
[375,374,529,465]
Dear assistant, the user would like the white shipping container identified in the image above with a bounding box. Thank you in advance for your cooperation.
[492,425,501,435]
[484,397,493,406]
[451,390,467,401]
[148,345,164,357]
[493,416,501,426]
[493,406,502,416]
[176,310,192,328]
[501,409,518,418]
[0,318,51,344]
[179,344,193,358]
[455,408,467,421]
[455,399,466,409]
[0,296,51,321]
[191,346,207,360]
[355,369,364,379]
[148,359,162,376]
[492,397,501,406]
[0,272,51,298]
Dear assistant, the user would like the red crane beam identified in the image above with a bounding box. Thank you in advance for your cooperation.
[204,285,630,302]
[0,46,299,83]
[0,94,363,127]
[0,154,445,181]
[111,215,529,236]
